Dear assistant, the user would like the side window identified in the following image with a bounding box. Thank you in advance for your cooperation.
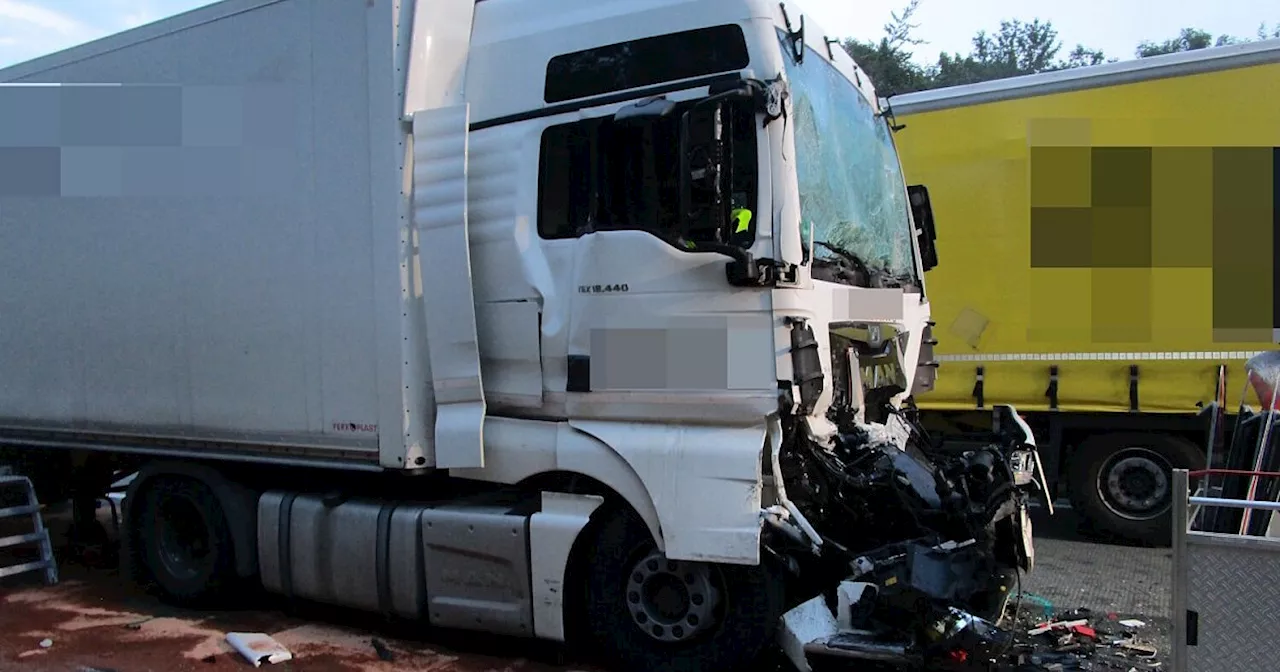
[537,99,757,247]
[545,25,750,104]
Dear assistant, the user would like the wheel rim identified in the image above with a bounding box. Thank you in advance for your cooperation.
[155,492,213,581]
[1096,447,1173,521]
[626,550,720,643]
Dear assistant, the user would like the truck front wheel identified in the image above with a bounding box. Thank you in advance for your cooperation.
[136,475,237,605]
[579,509,783,672]
[1068,433,1203,545]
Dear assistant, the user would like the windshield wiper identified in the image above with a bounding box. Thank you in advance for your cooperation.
[814,240,871,276]
[813,240,904,289]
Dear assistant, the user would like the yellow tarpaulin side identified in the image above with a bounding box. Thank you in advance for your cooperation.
[894,59,1280,414]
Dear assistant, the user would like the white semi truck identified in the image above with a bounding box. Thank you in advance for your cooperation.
[0,0,1044,669]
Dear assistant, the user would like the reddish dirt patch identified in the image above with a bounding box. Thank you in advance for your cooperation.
[0,505,594,672]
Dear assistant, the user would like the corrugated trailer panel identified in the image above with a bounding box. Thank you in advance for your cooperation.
[892,49,1280,413]
[0,0,411,467]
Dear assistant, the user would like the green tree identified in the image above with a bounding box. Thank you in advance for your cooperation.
[841,0,929,96]
[1135,27,1246,57]
[1257,22,1280,39]
[926,18,1104,88]
[1064,44,1108,68]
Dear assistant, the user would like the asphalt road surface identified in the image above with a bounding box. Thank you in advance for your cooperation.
[0,501,1173,672]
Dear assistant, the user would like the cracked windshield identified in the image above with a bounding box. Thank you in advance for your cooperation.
[778,34,916,285]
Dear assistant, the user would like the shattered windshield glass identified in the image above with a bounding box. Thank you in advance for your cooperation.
[778,33,917,284]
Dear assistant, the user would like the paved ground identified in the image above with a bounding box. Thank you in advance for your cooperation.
[1018,504,1172,666]
[0,501,1174,671]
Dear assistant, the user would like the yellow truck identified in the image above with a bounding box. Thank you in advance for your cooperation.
[889,38,1280,543]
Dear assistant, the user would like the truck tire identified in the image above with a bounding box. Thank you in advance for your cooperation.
[135,475,237,605]
[1068,433,1203,545]
[579,509,783,672]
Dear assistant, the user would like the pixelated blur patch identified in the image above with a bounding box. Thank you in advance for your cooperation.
[1027,118,1091,147]
[1091,147,1151,208]
[1030,146,1090,208]
[1090,206,1151,268]
[1028,142,1279,343]
[1211,146,1275,342]
[0,83,297,198]
[589,327,732,390]
[1091,268,1152,343]
[1030,207,1091,267]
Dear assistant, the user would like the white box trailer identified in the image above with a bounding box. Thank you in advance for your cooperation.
[0,0,454,472]
[0,1,1043,670]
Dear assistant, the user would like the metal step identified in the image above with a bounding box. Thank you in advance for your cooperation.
[0,475,58,585]
[0,531,48,549]
[0,504,40,519]
[0,559,55,580]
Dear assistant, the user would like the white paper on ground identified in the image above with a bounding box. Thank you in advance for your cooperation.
[225,632,293,667]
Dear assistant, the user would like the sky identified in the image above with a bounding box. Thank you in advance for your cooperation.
[0,0,1277,70]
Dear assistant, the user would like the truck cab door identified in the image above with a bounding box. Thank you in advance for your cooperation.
[536,93,777,424]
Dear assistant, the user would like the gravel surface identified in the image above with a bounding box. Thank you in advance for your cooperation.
[0,501,1175,671]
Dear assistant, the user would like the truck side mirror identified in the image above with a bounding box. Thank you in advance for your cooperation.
[907,184,938,272]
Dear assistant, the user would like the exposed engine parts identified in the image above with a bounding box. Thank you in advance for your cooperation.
[770,330,1040,670]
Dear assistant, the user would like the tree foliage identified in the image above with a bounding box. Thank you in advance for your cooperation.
[840,2,1277,97]
[842,4,1109,96]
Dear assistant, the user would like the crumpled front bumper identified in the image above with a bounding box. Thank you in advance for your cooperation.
[773,403,1049,671]
[778,520,1026,671]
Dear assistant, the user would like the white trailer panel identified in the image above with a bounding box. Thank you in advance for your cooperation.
[0,0,420,469]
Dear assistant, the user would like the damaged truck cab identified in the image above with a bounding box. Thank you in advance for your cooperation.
[462,0,1050,666]
[0,0,1046,670]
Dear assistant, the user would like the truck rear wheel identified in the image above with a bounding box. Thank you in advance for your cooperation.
[1068,433,1203,545]
[136,475,237,605]
[579,509,783,672]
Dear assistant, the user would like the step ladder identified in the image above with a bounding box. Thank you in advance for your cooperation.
[0,475,59,585]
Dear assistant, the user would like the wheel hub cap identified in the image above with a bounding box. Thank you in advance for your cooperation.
[627,550,719,643]
[1100,449,1171,520]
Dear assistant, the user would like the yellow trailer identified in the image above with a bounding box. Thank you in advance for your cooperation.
[889,38,1280,543]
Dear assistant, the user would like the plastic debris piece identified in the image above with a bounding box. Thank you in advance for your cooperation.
[1118,641,1158,658]
[371,638,396,662]
[1019,592,1055,619]
[38,639,52,649]
[1070,624,1097,639]
[1119,619,1146,628]
[1028,618,1089,636]
[226,632,293,667]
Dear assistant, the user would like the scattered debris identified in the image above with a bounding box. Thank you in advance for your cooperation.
[226,632,293,667]
[123,616,155,630]
[1118,619,1146,629]
[371,637,396,662]
[38,638,53,648]
[1006,603,1164,671]
[1020,593,1055,620]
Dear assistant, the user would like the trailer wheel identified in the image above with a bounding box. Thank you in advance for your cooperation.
[579,509,783,672]
[1069,433,1203,545]
[136,476,237,605]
